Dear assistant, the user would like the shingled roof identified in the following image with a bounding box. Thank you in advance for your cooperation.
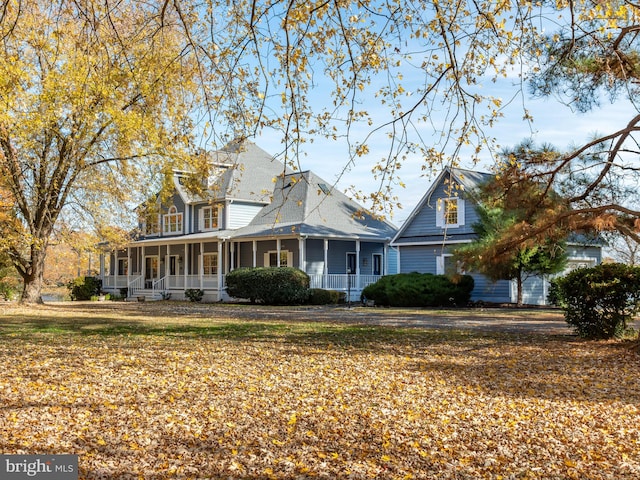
[231,170,396,240]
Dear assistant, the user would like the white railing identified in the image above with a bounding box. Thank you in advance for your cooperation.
[128,275,144,297]
[102,275,129,289]
[165,274,223,290]
[308,274,381,290]
[152,276,166,294]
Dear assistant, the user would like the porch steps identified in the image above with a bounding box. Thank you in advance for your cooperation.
[126,289,164,302]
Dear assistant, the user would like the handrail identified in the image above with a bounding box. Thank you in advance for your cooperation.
[152,276,166,295]
[127,275,144,298]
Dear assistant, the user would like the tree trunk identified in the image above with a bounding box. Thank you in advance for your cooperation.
[516,268,523,307]
[18,244,48,304]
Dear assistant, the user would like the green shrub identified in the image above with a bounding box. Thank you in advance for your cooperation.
[554,263,640,339]
[226,267,310,305]
[307,288,345,305]
[361,272,474,307]
[67,276,102,301]
[185,288,204,302]
[0,282,17,301]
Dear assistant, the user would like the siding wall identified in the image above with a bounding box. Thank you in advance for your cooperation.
[228,202,264,229]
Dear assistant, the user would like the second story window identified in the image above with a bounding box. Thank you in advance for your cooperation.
[436,197,465,228]
[201,206,219,231]
[163,205,183,234]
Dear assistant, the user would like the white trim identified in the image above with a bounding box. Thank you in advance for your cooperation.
[436,197,465,228]
[264,250,293,267]
[393,239,473,247]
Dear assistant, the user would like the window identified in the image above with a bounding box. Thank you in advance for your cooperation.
[117,259,128,276]
[203,253,218,275]
[264,250,293,267]
[200,206,219,231]
[163,205,183,234]
[436,197,465,228]
[437,254,464,275]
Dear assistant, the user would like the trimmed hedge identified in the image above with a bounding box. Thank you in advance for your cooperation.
[554,263,640,339]
[361,272,474,307]
[67,276,102,301]
[225,267,310,305]
[307,288,346,305]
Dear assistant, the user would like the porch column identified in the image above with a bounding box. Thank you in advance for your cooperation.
[199,241,204,289]
[217,240,223,300]
[127,247,131,286]
[355,240,361,289]
[276,238,281,267]
[384,243,389,275]
[298,237,306,271]
[252,240,257,267]
[230,241,235,271]
[99,252,105,280]
[183,242,188,291]
[323,239,329,288]
[141,246,146,286]
[166,244,171,279]
[112,251,118,291]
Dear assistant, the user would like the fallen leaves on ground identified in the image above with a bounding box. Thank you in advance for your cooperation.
[0,305,638,479]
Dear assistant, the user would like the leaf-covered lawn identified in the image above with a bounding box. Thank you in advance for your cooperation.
[0,304,638,479]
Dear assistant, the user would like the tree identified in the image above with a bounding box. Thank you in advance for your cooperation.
[3,0,639,301]
[0,1,202,303]
[456,146,568,306]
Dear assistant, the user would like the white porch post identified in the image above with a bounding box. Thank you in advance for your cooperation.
[217,240,224,301]
[199,241,204,289]
[355,240,361,289]
[384,243,389,275]
[141,246,146,286]
[252,240,257,267]
[298,237,306,271]
[276,238,281,267]
[126,247,131,286]
[183,243,188,291]
[230,241,235,271]
[113,252,118,290]
[323,239,329,288]
[166,244,171,278]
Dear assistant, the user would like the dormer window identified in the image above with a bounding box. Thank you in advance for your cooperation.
[163,205,183,234]
[200,205,220,231]
[436,197,465,228]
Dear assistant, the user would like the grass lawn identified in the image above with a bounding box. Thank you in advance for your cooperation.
[0,303,638,479]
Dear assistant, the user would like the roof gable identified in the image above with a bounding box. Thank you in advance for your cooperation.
[391,166,492,243]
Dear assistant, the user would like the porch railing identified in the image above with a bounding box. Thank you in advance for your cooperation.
[308,274,381,290]
[152,276,166,295]
[128,275,144,298]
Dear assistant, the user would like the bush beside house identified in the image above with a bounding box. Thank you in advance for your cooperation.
[553,263,640,339]
[362,272,474,307]
[67,276,102,301]
[225,267,310,305]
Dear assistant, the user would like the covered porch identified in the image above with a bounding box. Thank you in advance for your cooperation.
[100,234,391,302]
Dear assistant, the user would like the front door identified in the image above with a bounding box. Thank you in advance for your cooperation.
[373,254,382,276]
[145,256,158,288]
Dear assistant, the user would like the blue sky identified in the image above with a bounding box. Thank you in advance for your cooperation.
[254,75,634,227]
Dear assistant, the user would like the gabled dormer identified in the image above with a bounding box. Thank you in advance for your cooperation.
[392,167,492,245]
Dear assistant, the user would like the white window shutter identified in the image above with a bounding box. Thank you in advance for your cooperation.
[458,199,465,226]
[435,199,444,227]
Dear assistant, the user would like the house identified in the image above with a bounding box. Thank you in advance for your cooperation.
[390,167,602,305]
[99,141,397,301]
